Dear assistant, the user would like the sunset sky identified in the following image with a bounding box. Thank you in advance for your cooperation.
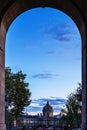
[5,7,81,115]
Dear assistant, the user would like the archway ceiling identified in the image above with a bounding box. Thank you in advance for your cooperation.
[0,0,87,22]
[0,0,87,14]
[0,0,87,42]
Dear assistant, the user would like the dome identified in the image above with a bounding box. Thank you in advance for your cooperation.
[43,101,53,117]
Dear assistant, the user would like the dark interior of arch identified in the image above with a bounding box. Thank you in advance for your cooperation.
[1,0,85,42]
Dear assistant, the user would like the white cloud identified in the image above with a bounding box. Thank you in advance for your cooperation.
[26,97,67,115]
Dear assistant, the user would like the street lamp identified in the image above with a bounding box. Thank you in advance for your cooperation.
[5,101,9,109]
[5,99,9,129]
[77,93,82,129]
[77,93,82,112]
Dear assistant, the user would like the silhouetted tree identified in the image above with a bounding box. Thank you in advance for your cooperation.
[60,83,82,128]
[5,67,32,127]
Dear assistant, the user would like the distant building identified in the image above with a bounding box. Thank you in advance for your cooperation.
[19,101,59,128]
[43,101,53,117]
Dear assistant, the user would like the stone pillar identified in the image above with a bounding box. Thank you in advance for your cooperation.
[0,23,6,130]
[0,67,6,130]
[82,30,87,130]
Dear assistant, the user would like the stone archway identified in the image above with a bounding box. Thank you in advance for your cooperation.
[0,0,87,130]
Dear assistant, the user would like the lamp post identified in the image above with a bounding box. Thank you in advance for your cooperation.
[77,93,82,129]
[79,101,82,112]
[5,101,9,109]
[5,100,9,129]
[77,93,82,112]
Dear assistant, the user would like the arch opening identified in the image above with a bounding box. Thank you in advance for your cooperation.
[6,7,81,128]
[0,1,86,130]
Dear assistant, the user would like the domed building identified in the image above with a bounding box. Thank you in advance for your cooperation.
[43,101,54,117]
[19,101,59,128]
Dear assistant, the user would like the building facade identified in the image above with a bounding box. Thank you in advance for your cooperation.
[19,101,59,128]
[43,101,53,117]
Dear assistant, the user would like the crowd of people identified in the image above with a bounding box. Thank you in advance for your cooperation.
[18,125,72,130]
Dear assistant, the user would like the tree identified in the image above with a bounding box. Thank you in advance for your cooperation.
[60,83,82,128]
[5,67,32,126]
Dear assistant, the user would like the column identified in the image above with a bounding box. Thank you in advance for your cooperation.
[82,32,87,130]
[0,23,6,130]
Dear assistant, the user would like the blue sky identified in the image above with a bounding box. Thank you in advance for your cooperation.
[5,7,81,115]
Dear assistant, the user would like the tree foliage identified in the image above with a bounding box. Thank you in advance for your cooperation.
[60,83,82,128]
[5,67,32,125]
